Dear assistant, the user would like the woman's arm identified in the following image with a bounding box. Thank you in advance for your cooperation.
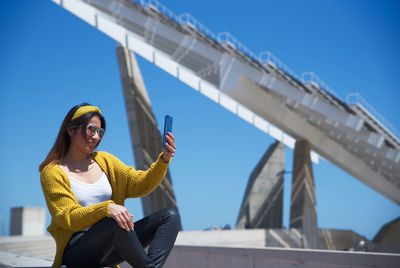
[40,169,114,231]
[126,132,175,197]
[122,153,170,198]
[104,133,175,198]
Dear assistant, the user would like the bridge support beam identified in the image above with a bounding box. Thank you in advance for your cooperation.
[290,140,318,248]
[236,141,284,229]
[116,45,180,222]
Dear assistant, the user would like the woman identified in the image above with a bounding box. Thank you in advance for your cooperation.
[39,104,180,268]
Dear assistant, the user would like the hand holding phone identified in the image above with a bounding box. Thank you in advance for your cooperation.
[162,115,173,150]
[161,115,175,162]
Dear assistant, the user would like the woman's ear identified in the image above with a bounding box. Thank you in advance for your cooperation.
[66,127,75,137]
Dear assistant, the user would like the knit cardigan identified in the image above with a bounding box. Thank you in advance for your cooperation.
[40,151,171,268]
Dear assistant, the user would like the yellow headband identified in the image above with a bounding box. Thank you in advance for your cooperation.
[71,106,102,121]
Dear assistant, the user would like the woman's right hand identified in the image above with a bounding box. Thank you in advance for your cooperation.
[108,203,134,231]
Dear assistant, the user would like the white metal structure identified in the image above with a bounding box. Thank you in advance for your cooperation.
[51,0,400,204]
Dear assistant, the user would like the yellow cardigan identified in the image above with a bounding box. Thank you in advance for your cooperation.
[40,151,170,268]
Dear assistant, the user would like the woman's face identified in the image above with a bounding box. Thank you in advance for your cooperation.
[69,115,103,154]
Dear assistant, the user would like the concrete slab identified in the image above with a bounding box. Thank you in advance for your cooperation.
[164,245,400,268]
[0,251,52,267]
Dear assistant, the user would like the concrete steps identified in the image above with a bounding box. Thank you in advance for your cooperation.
[1,233,399,268]
[0,236,55,261]
[164,245,400,268]
[0,251,52,267]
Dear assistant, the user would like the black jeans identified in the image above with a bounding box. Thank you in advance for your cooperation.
[62,208,180,268]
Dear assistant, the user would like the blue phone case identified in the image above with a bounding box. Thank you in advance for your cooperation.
[162,115,173,150]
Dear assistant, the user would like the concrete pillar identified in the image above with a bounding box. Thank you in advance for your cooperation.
[10,207,45,236]
[289,140,318,248]
[116,45,180,223]
[373,217,400,253]
[236,141,284,229]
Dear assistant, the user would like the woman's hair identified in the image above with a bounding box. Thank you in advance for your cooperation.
[39,103,106,172]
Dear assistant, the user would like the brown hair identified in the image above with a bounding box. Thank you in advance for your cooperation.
[39,103,106,172]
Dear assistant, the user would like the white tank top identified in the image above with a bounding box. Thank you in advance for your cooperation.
[69,172,112,207]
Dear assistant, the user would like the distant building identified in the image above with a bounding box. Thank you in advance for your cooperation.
[10,207,45,236]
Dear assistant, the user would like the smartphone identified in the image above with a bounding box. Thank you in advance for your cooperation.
[162,115,173,150]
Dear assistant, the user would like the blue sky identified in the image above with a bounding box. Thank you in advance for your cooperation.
[0,0,399,241]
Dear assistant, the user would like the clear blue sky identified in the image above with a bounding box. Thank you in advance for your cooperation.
[0,0,399,241]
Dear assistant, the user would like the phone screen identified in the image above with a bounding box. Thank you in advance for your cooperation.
[162,115,173,150]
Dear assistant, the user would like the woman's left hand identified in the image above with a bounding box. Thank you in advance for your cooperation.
[162,132,176,162]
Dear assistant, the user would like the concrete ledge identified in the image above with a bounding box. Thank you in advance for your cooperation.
[0,251,52,267]
[164,245,400,268]
[175,229,268,247]
[0,236,55,262]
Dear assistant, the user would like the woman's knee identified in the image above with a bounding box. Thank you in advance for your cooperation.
[160,208,180,225]
[96,217,121,231]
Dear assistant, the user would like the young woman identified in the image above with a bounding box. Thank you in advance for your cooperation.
[39,104,180,268]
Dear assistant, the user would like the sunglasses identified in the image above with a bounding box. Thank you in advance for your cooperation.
[85,124,105,138]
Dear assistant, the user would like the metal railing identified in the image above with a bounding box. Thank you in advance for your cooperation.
[217,32,259,62]
[134,0,295,78]
[301,72,339,98]
[347,93,400,140]
[179,13,218,42]
[135,0,180,24]
[259,51,301,81]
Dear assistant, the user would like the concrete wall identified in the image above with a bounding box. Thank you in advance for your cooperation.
[176,229,268,248]
[163,245,400,268]
[175,228,375,251]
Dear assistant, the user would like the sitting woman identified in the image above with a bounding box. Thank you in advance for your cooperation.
[39,104,180,268]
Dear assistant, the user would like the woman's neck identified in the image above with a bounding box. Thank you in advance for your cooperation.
[61,151,93,173]
[62,145,91,165]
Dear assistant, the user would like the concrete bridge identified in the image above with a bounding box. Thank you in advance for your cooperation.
[50,0,400,205]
